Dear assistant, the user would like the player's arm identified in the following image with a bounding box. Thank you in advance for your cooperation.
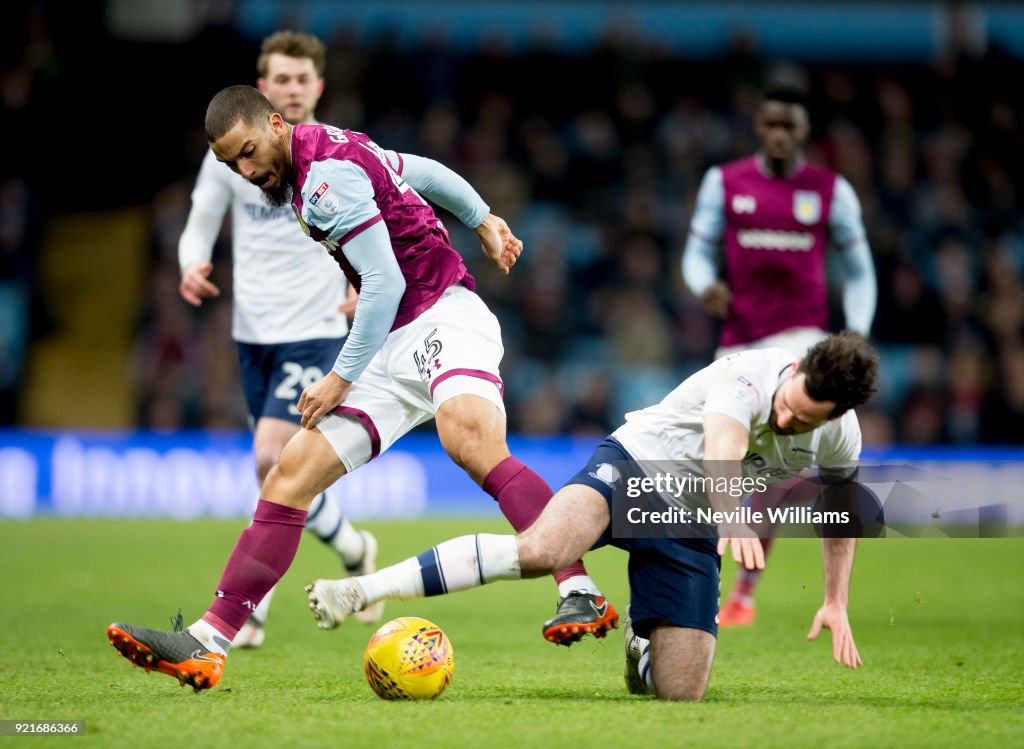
[806,419,863,669]
[388,152,489,229]
[387,151,522,274]
[177,150,231,306]
[703,410,764,571]
[682,167,731,318]
[829,177,877,336]
[295,161,406,429]
[807,533,861,669]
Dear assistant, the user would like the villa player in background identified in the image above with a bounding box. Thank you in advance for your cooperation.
[682,86,877,626]
[176,31,381,647]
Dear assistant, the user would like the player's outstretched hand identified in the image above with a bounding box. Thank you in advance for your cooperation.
[700,281,732,318]
[807,600,862,669]
[179,261,221,306]
[297,372,352,430]
[717,535,765,571]
[475,213,523,274]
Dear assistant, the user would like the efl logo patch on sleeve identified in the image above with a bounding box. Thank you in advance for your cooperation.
[309,181,341,214]
[309,181,330,205]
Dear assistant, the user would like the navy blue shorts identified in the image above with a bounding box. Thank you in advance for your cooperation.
[236,337,346,424]
[564,437,721,639]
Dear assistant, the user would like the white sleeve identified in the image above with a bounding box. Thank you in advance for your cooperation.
[384,150,489,228]
[331,220,405,382]
[682,167,725,297]
[817,411,862,482]
[829,177,876,335]
[701,366,765,430]
[301,159,382,245]
[178,150,233,271]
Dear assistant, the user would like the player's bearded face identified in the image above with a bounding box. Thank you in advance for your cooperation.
[257,154,295,208]
[769,372,835,436]
[211,116,295,207]
[250,122,294,207]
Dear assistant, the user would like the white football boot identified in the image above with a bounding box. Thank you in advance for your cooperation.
[305,578,367,630]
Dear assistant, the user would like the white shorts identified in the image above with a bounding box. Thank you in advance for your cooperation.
[715,327,828,360]
[317,285,505,471]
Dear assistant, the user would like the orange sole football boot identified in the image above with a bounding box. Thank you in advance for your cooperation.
[107,622,225,692]
[542,591,619,646]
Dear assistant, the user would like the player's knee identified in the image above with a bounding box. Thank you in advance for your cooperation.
[653,677,707,702]
[515,532,561,577]
[437,400,508,481]
[261,458,312,507]
[440,437,472,472]
[443,435,508,484]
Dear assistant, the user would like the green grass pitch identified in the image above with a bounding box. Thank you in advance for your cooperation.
[0,518,1021,748]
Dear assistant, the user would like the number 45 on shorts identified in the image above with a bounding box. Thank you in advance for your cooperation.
[413,329,444,382]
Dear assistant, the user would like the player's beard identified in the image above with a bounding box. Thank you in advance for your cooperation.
[260,165,295,208]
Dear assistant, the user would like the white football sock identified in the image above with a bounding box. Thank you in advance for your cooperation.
[358,557,424,604]
[188,619,231,656]
[305,494,365,566]
[557,575,602,598]
[333,517,366,568]
[358,534,521,604]
[251,586,274,624]
[638,645,654,693]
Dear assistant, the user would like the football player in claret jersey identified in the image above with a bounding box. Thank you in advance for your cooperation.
[106,85,612,691]
[305,332,879,700]
[682,86,877,625]
[177,32,379,648]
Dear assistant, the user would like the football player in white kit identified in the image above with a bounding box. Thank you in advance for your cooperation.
[682,86,878,625]
[177,31,380,647]
[305,332,879,700]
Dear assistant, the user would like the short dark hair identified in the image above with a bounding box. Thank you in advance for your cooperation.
[258,30,326,78]
[798,331,879,417]
[761,85,809,110]
[205,85,275,142]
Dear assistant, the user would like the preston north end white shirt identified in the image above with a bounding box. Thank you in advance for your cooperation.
[179,148,349,344]
[612,348,862,485]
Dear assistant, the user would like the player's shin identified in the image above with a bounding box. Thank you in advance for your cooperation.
[358,534,521,604]
[195,499,307,649]
[484,456,599,595]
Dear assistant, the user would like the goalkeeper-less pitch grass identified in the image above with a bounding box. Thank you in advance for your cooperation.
[0,519,1021,748]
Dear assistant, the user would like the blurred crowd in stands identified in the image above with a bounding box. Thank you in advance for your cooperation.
[4,10,1023,445]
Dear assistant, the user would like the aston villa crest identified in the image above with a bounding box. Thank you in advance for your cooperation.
[793,190,821,225]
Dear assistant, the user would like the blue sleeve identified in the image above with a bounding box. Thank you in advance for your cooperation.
[301,159,381,245]
[331,220,406,382]
[385,150,490,228]
[830,178,877,335]
[682,167,725,296]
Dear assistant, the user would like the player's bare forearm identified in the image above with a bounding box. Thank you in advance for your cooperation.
[702,412,748,514]
[809,539,862,668]
[822,536,856,605]
[704,412,764,570]
[474,213,523,274]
